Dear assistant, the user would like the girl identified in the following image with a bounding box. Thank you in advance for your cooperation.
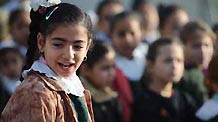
[158,4,189,38]
[78,40,123,122]
[178,21,216,107]
[0,48,24,113]
[132,37,197,122]
[1,1,94,122]
[8,8,30,56]
[110,11,148,96]
[95,0,124,43]
[132,0,160,44]
[196,54,218,122]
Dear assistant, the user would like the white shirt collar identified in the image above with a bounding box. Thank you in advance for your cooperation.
[196,94,218,121]
[22,60,84,96]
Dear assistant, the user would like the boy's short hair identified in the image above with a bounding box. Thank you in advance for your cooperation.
[180,21,216,44]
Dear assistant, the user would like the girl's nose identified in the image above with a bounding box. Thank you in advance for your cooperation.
[124,33,133,44]
[63,46,75,60]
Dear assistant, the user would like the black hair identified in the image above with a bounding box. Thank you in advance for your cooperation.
[146,37,183,62]
[23,3,93,73]
[109,11,143,34]
[8,8,28,27]
[158,4,185,30]
[85,40,114,69]
[132,0,149,10]
[180,21,216,44]
[96,0,123,17]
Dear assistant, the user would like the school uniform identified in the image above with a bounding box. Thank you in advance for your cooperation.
[132,87,197,122]
[0,79,11,114]
[80,76,122,122]
[115,43,148,97]
[176,65,208,107]
[0,76,20,113]
[1,61,94,122]
[196,94,218,122]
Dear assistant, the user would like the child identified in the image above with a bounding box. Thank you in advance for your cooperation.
[79,40,123,122]
[1,1,94,122]
[132,37,197,122]
[8,8,30,56]
[95,0,124,43]
[0,47,23,113]
[158,4,189,38]
[132,0,160,44]
[177,21,216,107]
[196,54,218,122]
[110,11,148,95]
[0,9,14,49]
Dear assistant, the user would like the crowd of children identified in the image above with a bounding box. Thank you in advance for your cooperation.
[0,0,218,122]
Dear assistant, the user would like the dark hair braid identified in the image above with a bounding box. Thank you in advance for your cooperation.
[23,10,42,71]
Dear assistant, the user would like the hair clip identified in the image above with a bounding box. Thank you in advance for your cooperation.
[45,6,59,20]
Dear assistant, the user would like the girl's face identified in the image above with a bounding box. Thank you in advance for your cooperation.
[10,12,30,46]
[162,10,189,37]
[151,44,184,83]
[185,31,214,67]
[139,4,159,32]
[111,17,142,58]
[38,24,90,78]
[0,52,23,79]
[86,51,116,89]
[99,3,124,35]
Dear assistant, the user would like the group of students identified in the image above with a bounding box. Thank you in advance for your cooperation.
[0,0,218,122]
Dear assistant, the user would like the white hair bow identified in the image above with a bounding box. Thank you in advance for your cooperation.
[30,0,61,11]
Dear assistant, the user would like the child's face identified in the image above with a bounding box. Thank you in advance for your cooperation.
[10,12,30,46]
[139,4,159,32]
[185,31,214,67]
[111,17,142,58]
[151,44,184,83]
[86,51,116,89]
[38,24,90,78]
[0,52,23,79]
[98,3,124,34]
[162,10,189,37]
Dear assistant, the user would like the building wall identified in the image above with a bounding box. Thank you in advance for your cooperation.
[63,0,216,25]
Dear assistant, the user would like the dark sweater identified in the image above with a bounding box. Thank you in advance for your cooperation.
[132,87,197,122]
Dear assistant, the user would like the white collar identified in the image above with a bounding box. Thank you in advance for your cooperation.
[196,94,218,121]
[22,60,84,96]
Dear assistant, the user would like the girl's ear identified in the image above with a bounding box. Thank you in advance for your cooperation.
[37,33,46,52]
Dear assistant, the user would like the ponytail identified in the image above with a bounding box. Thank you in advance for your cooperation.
[21,10,43,80]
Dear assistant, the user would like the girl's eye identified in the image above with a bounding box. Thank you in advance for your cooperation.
[74,45,83,50]
[53,43,63,48]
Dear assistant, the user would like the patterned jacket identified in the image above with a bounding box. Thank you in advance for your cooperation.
[1,71,94,122]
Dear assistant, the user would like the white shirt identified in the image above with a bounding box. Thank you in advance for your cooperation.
[115,43,148,81]
[22,60,85,96]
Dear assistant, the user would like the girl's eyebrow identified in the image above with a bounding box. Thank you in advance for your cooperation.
[52,37,68,42]
[51,37,85,43]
